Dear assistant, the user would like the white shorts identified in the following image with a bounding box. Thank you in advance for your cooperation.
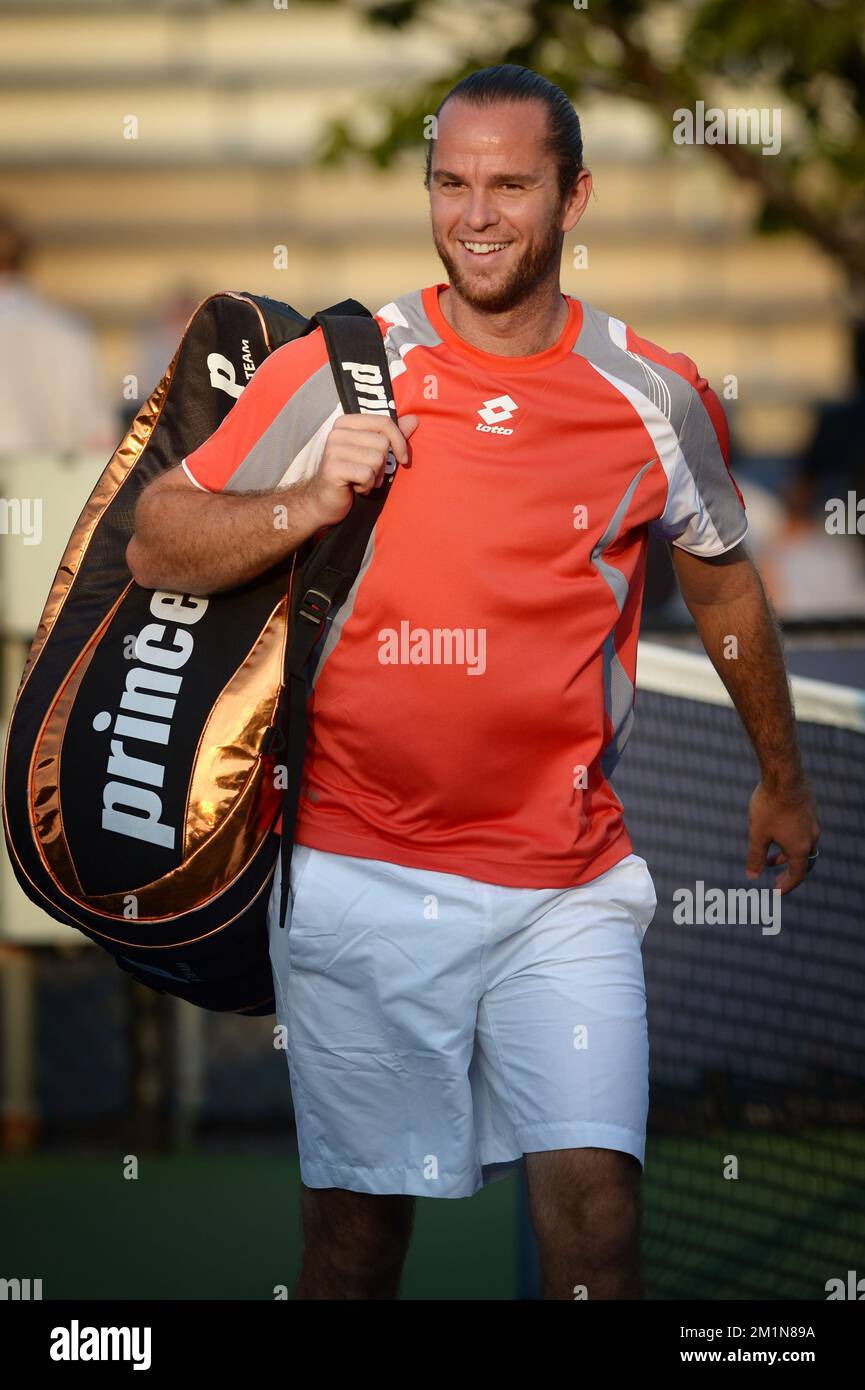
[267,844,657,1199]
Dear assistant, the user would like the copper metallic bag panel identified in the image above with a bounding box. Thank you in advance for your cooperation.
[2,291,311,1015]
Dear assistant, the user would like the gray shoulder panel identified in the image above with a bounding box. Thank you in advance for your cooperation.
[378,288,443,372]
[223,352,339,494]
[573,302,745,550]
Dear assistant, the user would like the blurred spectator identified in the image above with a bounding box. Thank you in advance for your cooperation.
[759,471,865,620]
[754,326,865,619]
[801,322,865,560]
[734,477,785,570]
[0,209,115,458]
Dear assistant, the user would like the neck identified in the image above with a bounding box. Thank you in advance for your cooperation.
[439,275,569,357]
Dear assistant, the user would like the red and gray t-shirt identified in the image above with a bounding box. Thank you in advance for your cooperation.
[183,283,747,888]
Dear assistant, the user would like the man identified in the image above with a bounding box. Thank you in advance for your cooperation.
[0,209,114,458]
[127,65,820,1300]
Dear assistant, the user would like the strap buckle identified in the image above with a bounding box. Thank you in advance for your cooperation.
[299,587,332,625]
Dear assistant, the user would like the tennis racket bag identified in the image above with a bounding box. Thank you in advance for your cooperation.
[1,290,399,1015]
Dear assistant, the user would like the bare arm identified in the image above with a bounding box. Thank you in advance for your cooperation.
[671,540,820,893]
[126,468,320,595]
[126,412,417,596]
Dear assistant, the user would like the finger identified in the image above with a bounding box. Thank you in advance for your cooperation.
[369,413,416,466]
[332,450,392,483]
[746,830,772,881]
[774,851,809,895]
[338,415,412,466]
[394,415,418,469]
[336,462,379,493]
[348,454,390,490]
[331,425,398,459]
[766,849,787,867]
[382,414,414,465]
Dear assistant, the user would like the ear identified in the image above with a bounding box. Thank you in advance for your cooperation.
[561,168,593,233]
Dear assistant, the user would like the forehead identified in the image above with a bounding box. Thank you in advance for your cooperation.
[432,98,552,174]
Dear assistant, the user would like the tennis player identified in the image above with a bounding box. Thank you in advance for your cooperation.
[128,65,820,1300]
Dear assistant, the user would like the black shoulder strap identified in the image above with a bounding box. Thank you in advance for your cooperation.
[275,304,398,928]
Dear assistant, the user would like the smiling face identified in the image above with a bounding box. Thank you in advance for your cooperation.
[428,97,587,314]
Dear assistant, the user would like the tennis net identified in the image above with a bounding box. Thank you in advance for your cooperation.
[520,639,865,1300]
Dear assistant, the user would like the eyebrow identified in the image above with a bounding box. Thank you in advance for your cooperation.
[431,170,539,185]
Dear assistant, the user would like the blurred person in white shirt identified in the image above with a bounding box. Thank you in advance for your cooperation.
[0,210,115,459]
[759,472,865,620]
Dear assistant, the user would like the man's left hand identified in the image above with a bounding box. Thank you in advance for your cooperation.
[746,776,820,894]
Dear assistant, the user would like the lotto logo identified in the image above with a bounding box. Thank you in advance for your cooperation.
[476,395,518,434]
[478,395,518,425]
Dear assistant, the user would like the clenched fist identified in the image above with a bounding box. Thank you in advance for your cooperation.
[303,412,419,529]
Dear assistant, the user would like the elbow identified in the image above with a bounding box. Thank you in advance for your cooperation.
[126,485,217,596]
[126,532,167,592]
[126,530,216,597]
[125,534,150,587]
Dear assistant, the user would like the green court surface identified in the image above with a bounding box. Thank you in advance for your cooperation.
[642,1131,865,1302]
[2,1131,862,1300]
[0,1152,519,1301]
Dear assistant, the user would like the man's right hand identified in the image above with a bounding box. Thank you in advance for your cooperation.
[128,412,418,597]
[304,413,419,529]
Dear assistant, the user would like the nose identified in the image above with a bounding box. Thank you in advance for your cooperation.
[463,187,499,232]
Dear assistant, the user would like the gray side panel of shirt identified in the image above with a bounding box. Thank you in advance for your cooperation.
[222,357,341,494]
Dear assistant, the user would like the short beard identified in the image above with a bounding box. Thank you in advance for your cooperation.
[433,211,564,314]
